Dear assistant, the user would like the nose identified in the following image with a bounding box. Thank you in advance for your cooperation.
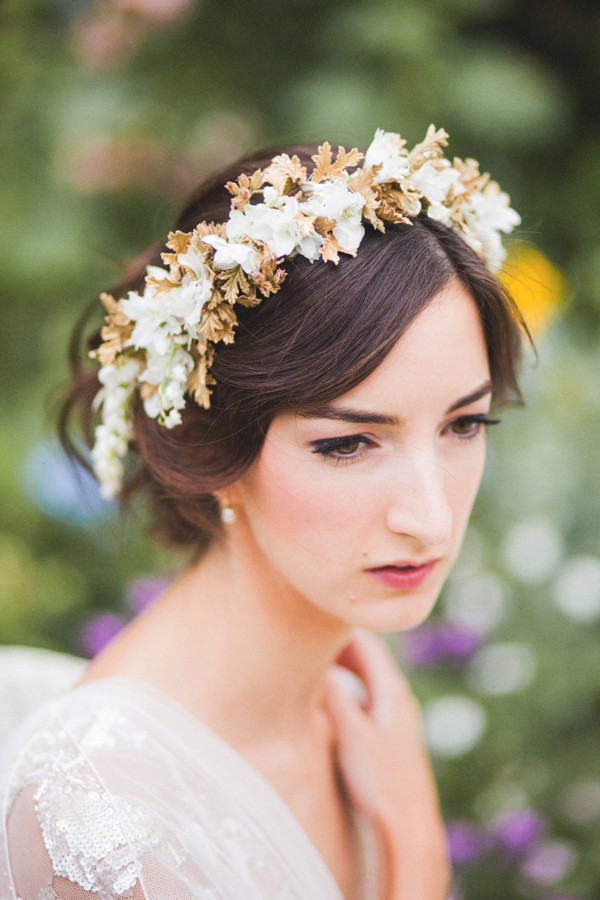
[385,448,453,548]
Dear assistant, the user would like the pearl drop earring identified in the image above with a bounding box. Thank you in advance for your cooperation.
[220,493,236,524]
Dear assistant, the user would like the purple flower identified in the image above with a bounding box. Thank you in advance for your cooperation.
[438,623,482,660]
[446,821,487,865]
[403,623,446,666]
[81,613,126,657]
[402,621,481,667]
[494,808,544,858]
[127,576,170,614]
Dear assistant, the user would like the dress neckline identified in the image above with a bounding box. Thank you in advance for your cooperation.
[68,674,377,900]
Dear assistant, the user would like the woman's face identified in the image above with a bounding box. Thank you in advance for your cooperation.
[233,278,493,632]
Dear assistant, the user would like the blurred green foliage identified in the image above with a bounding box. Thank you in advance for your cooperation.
[1,0,600,896]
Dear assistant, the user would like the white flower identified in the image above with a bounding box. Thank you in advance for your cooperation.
[176,247,207,280]
[262,185,285,207]
[301,180,365,255]
[224,198,322,262]
[461,184,521,272]
[202,234,259,274]
[364,129,411,184]
[91,357,141,499]
[140,343,194,426]
[410,160,462,224]
[122,278,181,357]
[166,276,212,332]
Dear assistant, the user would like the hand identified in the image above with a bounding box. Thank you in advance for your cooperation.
[326,629,451,900]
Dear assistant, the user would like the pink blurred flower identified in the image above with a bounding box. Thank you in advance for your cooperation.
[72,11,143,70]
[66,137,165,191]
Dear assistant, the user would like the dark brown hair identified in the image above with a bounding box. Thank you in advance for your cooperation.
[61,144,525,552]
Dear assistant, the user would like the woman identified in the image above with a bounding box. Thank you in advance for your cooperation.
[0,126,523,900]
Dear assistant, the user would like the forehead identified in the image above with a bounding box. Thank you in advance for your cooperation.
[331,279,489,411]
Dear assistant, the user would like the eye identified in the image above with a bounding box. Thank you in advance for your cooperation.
[448,414,500,439]
[310,434,375,462]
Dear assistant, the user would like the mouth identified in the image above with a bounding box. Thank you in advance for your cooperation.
[366,559,439,591]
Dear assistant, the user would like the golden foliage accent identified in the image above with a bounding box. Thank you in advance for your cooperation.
[377,180,422,225]
[91,122,520,498]
[139,382,157,401]
[348,168,384,231]
[217,266,256,305]
[263,154,308,194]
[146,275,181,295]
[91,293,134,366]
[225,170,264,210]
[407,125,449,169]
[311,143,364,183]
[188,344,216,409]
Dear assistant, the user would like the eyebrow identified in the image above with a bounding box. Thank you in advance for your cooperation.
[298,381,493,427]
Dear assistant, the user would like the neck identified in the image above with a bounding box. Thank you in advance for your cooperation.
[119,530,353,749]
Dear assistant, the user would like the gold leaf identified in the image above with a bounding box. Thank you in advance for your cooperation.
[250,168,264,192]
[195,221,226,240]
[218,265,250,304]
[161,252,179,268]
[362,200,385,231]
[146,275,180,296]
[188,361,212,409]
[294,211,316,237]
[139,382,157,401]
[407,125,449,169]
[166,231,191,255]
[311,143,364,182]
[90,293,134,365]
[348,170,384,231]
[99,292,129,325]
[263,154,308,194]
[199,304,238,344]
[311,142,333,183]
[453,157,489,197]
[225,170,263,210]
[333,147,363,173]
[320,234,345,264]
[313,215,337,237]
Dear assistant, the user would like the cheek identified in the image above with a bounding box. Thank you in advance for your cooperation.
[448,442,487,528]
[244,447,373,551]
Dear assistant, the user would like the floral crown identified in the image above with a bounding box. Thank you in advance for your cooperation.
[90,125,520,499]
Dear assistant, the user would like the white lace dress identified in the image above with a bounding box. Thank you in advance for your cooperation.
[0,678,376,900]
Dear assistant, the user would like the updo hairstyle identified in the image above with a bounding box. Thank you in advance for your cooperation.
[60,144,524,553]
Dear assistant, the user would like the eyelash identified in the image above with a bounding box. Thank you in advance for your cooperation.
[310,415,500,463]
[310,434,376,464]
[447,413,501,439]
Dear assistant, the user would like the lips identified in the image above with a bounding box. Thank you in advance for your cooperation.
[367,559,438,590]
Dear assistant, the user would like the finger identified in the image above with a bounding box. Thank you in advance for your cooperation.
[325,667,369,736]
[337,631,415,725]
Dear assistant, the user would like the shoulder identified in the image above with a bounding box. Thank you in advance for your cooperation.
[0,685,163,897]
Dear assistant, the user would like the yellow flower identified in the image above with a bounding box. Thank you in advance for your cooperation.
[500,244,566,335]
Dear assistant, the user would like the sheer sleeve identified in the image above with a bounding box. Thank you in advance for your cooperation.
[0,681,348,900]
[1,709,203,900]
[0,705,267,900]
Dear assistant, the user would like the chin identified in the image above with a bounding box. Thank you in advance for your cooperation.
[345,590,441,634]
